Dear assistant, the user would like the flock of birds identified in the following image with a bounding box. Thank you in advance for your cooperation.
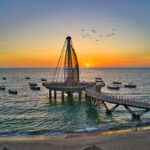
[80,27,116,42]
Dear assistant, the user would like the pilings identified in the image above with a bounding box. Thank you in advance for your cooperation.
[124,105,150,120]
[48,89,84,101]
[61,91,64,101]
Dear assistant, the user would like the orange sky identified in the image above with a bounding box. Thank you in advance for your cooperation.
[0,0,150,68]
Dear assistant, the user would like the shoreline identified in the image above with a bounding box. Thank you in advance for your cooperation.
[1,123,150,141]
[0,126,150,150]
[0,124,150,140]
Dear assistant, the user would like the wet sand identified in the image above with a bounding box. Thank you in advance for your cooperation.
[0,127,150,150]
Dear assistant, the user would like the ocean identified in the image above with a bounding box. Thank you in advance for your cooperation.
[0,68,150,138]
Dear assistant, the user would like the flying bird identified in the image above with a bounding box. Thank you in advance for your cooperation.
[112,28,116,32]
[99,34,103,37]
[91,29,96,33]
[106,33,115,38]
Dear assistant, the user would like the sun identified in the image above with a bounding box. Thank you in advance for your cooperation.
[86,63,90,68]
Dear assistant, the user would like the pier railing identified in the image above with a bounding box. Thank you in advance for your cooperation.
[86,87,150,110]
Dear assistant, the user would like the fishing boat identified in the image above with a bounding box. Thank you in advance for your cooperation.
[8,89,18,94]
[107,85,120,90]
[113,81,122,84]
[25,76,30,80]
[2,77,6,80]
[29,82,37,87]
[30,86,40,90]
[41,78,47,81]
[124,82,136,88]
[0,85,5,90]
[95,77,105,86]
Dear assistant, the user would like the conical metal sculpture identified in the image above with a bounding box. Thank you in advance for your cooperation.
[64,36,79,86]
[43,36,95,100]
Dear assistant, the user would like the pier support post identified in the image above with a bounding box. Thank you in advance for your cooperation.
[68,92,71,97]
[54,90,57,100]
[79,92,81,101]
[67,92,73,100]
[124,106,149,120]
[124,106,140,120]
[85,93,87,99]
[102,101,119,115]
[49,89,52,100]
[62,91,64,101]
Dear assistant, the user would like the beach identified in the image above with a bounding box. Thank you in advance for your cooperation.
[0,128,150,150]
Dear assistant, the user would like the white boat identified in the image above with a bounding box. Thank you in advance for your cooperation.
[41,78,47,81]
[0,85,5,90]
[25,76,30,79]
[8,89,18,94]
[29,82,37,87]
[107,85,120,90]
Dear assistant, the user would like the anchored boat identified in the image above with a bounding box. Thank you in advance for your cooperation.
[113,81,122,84]
[29,82,40,90]
[8,89,17,94]
[25,76,30,80]
[30,86,40,90]
[2,77,6,80]
[124,82,136,88]
[95,77,105,86]
[41,78,47,81]
[0,85,5,90]
[29,82,37,86]
[107,85,120,90]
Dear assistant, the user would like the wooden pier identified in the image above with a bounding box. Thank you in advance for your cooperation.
[86,87,150,119]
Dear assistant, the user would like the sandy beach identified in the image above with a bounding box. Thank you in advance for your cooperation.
[0,127,150,150]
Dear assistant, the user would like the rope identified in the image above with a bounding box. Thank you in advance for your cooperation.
[52,40,66,82]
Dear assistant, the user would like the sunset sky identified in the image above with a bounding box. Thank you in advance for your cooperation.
[0,0,150,68]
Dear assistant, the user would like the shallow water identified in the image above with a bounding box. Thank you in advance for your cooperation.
[0,68,150,137]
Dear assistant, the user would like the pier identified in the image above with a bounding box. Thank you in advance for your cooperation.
[43,36,150,120]
[86,86,150,119]
[43,36,102,100]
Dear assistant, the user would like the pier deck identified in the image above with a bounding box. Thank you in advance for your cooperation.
[86,87,150,119]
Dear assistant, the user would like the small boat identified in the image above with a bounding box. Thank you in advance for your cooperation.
[95,77,102,81]
[113,81,122,84]
[124,82,136,88]
[29,82,37,87]
[41,78,47,81]
[107,85,120,90]
[25,76,30,80]
[2,77,6,80]
[95,77,105,86]
[0,85,5,90]
[8,89,18,94]
[30,86,40,90]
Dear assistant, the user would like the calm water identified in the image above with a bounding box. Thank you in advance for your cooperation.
[0,68,150,137]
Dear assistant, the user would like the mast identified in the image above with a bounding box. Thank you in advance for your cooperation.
[66,36,71,86]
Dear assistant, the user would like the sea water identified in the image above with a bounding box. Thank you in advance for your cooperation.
[0,68,150,137]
